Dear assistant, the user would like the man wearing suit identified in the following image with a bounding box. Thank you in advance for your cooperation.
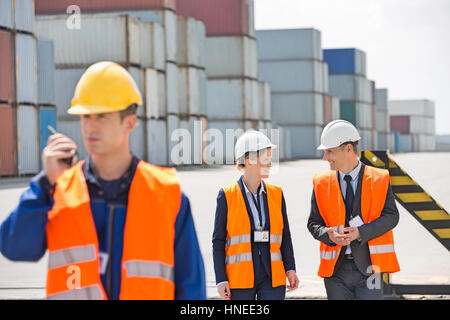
[308,120,400,300]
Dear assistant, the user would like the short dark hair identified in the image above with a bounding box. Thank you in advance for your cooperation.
[340,141,359,154]
[119,104,138,121]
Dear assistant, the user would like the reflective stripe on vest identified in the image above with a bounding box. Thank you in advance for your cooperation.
[47,285,104,300]
[313,165,400,278]
[223,181,286,289]
[124,260,175,282]
[46,161,181,300]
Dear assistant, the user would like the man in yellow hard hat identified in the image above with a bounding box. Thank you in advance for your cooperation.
[0,61,206,300]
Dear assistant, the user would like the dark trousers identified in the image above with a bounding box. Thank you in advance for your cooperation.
[324,258,383,300]
[230,258,285,300]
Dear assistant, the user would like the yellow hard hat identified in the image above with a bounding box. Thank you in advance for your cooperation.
[68,61,142,115]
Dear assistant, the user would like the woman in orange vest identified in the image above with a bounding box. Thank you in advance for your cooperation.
[307,120,400,300]
[212,130,299,300]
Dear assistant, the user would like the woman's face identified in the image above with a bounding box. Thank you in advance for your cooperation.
[245,147,273,179]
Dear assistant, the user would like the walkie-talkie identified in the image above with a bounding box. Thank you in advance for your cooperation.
[47,125,78,166]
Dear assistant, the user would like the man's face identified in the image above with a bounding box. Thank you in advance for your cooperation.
[80,112,136,156]
[322,144,353,171]
[245,147,273,179]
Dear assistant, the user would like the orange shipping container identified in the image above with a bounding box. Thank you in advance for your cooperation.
[0,104,17,176]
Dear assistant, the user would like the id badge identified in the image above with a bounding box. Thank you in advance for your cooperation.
[254,231,269,242]
[349,215,364,228]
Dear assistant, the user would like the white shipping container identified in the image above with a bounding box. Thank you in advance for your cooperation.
[55,68,85,120]
[285,125,322,159]
[167,114,180,165]
[166,62,179,114]
[15,33,37,104]
[331,96,340,121]
[256,28,322,61]
[145,68,166,118]
[178,67,200,116]
[329,74,373,104]
[388,99,435,117]
[190,116,205,164]
[56,120,87,160]
[205,119,245,165]
[271,92,324,126]
[140,22,166,71]
[359,129,372,151]
[375,109,389,132]
[258,60,327,94]
[199,70,207,116]
[206,36,257,79]
[377,132,389,151]
[127,67,145,117]
[14,0,34,33]
[0,0,13,29]
[147,118,167,166]
[261,82,271,121]
[17,105,39,174]
[36,14,141,67]
[130,118,146,160]
[356,102,373,130]
[176,16,206,68]
[399,134,413,152]
[375,88,388,110]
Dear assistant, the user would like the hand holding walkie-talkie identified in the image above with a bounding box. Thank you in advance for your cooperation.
[42,125,79,185]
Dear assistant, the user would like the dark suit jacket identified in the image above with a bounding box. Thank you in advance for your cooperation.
[307,163,399,276]
[212,176,296,285]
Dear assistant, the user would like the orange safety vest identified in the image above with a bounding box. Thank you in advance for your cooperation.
[313,165,400,278]
[45,160,181,300]
[222,181,286,289]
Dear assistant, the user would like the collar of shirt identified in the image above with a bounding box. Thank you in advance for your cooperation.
[241,178,266,197]
[339,159,362,183]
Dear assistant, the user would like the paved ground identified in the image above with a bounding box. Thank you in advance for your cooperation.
[0,152,449,299]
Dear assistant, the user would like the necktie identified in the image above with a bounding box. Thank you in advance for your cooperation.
[344,175,354,219]
[250,187,263,229]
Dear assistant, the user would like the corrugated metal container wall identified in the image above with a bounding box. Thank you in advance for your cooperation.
[166,62,179,114]
[190,116,206,164]
[198,70,207,116]
[57,120,87,160]
[145,68,166,119]
[340,101,356,125]
[206,119,245,164]
[167,114,180,165]
[130,118,146,160]
[258,60,327,93]
[0,0,13,29]
[256,28,322,61]
[38,106,56,155]
[285,125,322,158]
[271,93,323,125]
[35,0,176,13]
[0,30,14,102]
[140,22,166,71]
[375,88,388,110]
[176,0,254,36]
[206,36,257,79]
[37,39,55,105]
[390,116,410,134]
[176,17,206,68]
[376,109,389,132]
[261,82,271,121]
[147,118,167,165]
[54,68,84,120]
[377,132,389,151]
[178,67,200,116]
[323,48,366,76]
[14,0,35,33]
[329,74,372,103]
[127,67,145,117]
[0,104,17,175]
[17,105,39,174]
[36,15,141,67]
[15,33,37,104]
[388,100,435,117]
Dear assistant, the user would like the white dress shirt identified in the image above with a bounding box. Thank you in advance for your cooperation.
[242,180,266,230]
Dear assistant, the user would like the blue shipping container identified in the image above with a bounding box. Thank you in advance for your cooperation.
[39,107,56,155]
[323,48,366,76]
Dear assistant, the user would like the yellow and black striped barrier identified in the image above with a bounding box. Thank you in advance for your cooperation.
[360,150,450,297]
[359,150,450,252]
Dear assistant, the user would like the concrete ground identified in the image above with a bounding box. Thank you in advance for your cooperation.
[0,152,449,299]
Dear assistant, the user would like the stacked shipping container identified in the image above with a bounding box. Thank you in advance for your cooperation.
[375,88,390,150]
[389,100,436,152]
[256,28,333,159]
[323,48,375,151]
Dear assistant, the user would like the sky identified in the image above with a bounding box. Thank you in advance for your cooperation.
[254,0,450,134]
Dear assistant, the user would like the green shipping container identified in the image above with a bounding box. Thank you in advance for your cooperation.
[340,101,356,126]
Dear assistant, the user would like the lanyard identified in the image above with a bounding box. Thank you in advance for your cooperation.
[250,189,263,230]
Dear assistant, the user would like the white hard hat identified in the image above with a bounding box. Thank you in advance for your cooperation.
[235,130,277,160]
[317,120,361,150]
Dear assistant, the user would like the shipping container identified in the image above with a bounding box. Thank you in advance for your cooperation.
[339,101,373,129]
[390,115,410,134]
[0,0,13,29]
[176,0,254,37]
[36,14,142,67]
[328,74,372,103]
[260,82,271,121]
[398,134,412,152]
[56,120,87,160]
[323,95,340,125]
[14,0,35,33]
[377,132,389,151]
[198,70,207,116]
[258,60,328,94]
[17,105,39,174]
[38,106,56,156]
[35,0,176,13]
[127,66,145,117]
[140,22,166,71]
[0,103,17,175]
[359,129,372,151]
[37,39,55,105]
[205,119,245,165]
[145,68,166,119]
[256,28,322,61]
[284,125,322,159]
[147,118,167,166]
[375,109,389,132]
[0,30,14,102]
[167,114,180,165]
[375,88,388,110]
[15,33,37,104]
[178,66,200,116]
[166,62,179,114]
[271,92,323,126]
[54,68,84,120]
[189,115,206,164]
[130,118,146,160]
[323,48,367,76]
[206,78,261,120]
[206,36,257,79]
[176,16,206,68]
[388,99,435,117]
